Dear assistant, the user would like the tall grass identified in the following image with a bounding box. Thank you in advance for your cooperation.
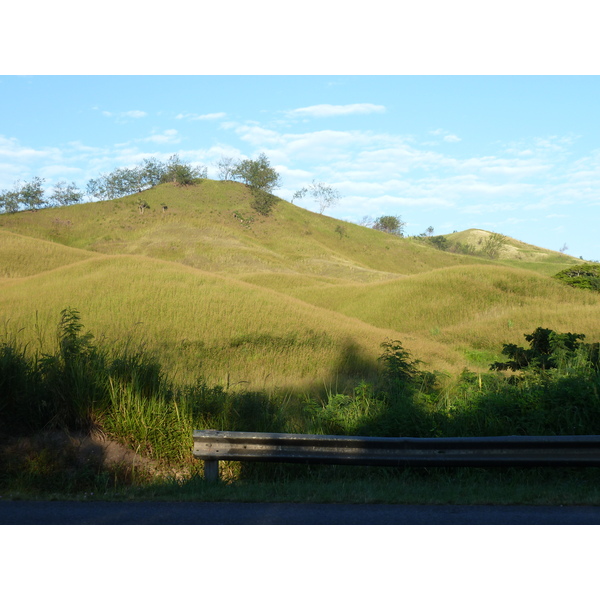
[0,254,404,389]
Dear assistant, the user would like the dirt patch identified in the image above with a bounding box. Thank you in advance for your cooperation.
[0,429,190,485]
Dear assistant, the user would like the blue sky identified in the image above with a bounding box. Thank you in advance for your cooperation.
[2,75,599,260]
[2,0,599,261]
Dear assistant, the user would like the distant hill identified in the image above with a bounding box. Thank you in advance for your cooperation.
[0,180,596,389]
[441,228,583,273]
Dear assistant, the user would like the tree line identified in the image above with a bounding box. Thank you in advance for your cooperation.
[0,154,210,213]
[0,151,410,235]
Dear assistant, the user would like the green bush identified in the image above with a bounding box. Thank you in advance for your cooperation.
[553,263,600,292]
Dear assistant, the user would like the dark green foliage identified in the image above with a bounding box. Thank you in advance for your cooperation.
[378,339,422,382]
[0,188,20,213]
[232,153,282,215]
[0,340,44,432]
[553,263,600,292]
[490,327,596,372]
[0,309,166,434]
[232,153,281,193]
[373,215,405,236]
[138,157,166,188]
[250,189,280,216]
[160,154,207,186]
[451,241,478,255]
[427,235,451,251]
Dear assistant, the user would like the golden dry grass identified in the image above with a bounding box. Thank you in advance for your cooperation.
[0,180,596,388]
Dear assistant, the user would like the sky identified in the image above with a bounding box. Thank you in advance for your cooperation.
[2,74,600,260]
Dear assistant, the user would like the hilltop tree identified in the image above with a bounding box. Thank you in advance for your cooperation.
[86,155,208,201]
[50,181,83,205]
[216,156,237,181]
[0,177,47,212]
[87,167,142,201]
[138,157,166,188]
[19,177,47,210]
[232,153,282,216]
[160,154,207,186]
[232,153,281,193]
[0,188,20,213]
[373,215,405,236]
[293,180,341,215]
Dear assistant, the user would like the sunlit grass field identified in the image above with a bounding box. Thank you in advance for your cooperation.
[0,179,596,390]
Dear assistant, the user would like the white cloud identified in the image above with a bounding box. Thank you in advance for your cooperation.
[39,165,82,178]
[144,129,180,144]
[285,103,386,118]
[176,112,226,121]
[0,135,59,161]
[460,202,522,215]
[457,156,550,178]
[123,110,147,118]
[100,109,147,120]
[430,129,461,143]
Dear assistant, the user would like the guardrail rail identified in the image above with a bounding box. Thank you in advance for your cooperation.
[192,429,600,482]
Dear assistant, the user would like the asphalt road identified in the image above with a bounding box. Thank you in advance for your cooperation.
[2,500,600,524]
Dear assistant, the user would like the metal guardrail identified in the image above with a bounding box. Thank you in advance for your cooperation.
[192,429,600,482]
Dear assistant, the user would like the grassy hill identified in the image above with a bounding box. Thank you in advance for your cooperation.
[440,228,582,275]
[0,179,597,390]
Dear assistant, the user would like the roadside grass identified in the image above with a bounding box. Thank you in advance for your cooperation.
[3,464,600,506]
[2,310,600,504]
[133,465,600,506]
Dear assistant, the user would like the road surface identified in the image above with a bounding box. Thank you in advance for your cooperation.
[2,500,600,524]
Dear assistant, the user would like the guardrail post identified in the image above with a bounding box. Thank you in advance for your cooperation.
[204,459,219,483]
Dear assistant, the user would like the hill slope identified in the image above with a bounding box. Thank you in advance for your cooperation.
[0,181,496,282]
[0,180,595,388]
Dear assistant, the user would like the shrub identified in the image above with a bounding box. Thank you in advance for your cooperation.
[553,264,600,292]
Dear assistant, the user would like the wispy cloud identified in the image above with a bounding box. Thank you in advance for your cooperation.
[176,112,227,121]
[430,129,461,143]
[123,110,147,118]
[99,109,147,120]
[143,129,180,144]
[0,135,59,161]
[285,103,386,118]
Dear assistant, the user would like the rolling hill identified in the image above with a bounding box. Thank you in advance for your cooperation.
[0,179,597,390]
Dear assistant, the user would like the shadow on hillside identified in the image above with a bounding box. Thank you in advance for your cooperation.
[332,338,380,383]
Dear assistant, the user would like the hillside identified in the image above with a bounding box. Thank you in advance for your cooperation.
[0,180,493,281]
[0,180,596,389]
[441,229,582,275]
